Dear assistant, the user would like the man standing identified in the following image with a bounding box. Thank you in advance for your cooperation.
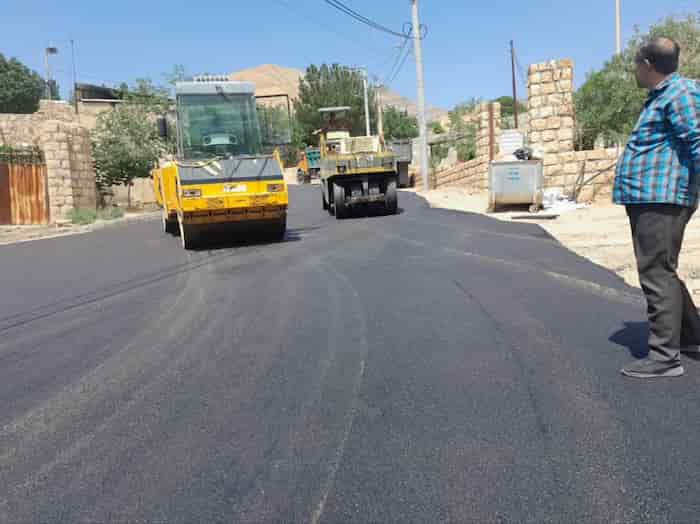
[614,37,700,378]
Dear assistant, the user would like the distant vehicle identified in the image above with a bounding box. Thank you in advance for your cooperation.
[317,107,398,219]
[152,77,291,249]
[296,147,321,184]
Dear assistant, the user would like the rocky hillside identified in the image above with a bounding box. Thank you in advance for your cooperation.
[230,64,447,123]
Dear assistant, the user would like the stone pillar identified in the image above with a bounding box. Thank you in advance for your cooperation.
[527,59,575,155]
[474,102,501,190]
[40,120,96,222]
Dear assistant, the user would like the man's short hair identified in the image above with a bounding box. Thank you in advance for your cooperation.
[635,37,681,75]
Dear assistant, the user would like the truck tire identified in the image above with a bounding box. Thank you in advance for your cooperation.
[179,220,201,250]
[333,182,348,219]
[385,178,398,215]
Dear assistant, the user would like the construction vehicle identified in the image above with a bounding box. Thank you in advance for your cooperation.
[296,147,321,184]
[152,77,291,249]
[388,139,413,188]
[317,107,398,219]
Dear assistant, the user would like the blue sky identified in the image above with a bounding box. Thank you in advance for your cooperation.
[3,1,697,109]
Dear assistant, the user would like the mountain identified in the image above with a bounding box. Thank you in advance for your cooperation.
[230,64,303,101]
[230,64,448,123]
[377,86,448,125]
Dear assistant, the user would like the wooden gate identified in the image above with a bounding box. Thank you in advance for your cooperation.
[0,156,49,225]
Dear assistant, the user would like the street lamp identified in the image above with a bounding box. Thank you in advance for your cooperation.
[45,46,58,100]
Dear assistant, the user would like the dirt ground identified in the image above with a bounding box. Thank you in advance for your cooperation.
[418,188,700,301]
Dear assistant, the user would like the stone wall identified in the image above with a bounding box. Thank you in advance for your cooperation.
[526,59,621,201]
[414,58,620,202]
[77,100,121,130]
[426,102,502,191]
[542,147,621,201]
[0,101,97,222]
[110,177,157,209]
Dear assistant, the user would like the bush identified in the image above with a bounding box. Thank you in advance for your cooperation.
[67,207,125,225]
[99,207,125,220]
[67,208,98,225]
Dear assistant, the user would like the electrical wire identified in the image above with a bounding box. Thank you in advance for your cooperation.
[322,0,410,39]
[383,39,409,86]
[385,43,412,86]
[271,0,398,65]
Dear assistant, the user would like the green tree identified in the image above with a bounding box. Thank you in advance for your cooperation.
[493,95,526,129]
[118,78,171,113]
[0,54,45,113]
[447,98,479,162]
[92,104,167,206]
[493,95,527,118]
[294,64,377,145]
[430,121,446,134]
[575,14,700,150]
[382,106,418,140]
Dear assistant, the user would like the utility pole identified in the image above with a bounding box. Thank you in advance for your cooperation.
[70,39,79,116]
[376,85,385,140]
[362,68,371,136]
[510,40,519,129]
[615,0,622,55]
[44,46,58,100]
[411,0,429,191]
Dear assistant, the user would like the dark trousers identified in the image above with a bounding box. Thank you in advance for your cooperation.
[627,204,700,362]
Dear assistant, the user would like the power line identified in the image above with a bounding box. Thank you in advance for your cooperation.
[322,0,410,39]
[383,39,408,85]
[385,42,411,86]
[271,0,397,64]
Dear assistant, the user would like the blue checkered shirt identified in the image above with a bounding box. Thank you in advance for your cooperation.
[613,73,700,207]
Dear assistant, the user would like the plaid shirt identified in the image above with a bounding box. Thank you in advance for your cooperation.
[613,73,700,207]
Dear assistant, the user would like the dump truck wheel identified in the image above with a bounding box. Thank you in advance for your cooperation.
[333,182,348,219]
[179,220,200,250]
[385,178,398,215]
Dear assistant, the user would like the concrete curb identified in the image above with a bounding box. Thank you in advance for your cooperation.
[0,212,160,247]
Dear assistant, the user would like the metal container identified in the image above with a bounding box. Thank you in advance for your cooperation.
[488,160,543,213]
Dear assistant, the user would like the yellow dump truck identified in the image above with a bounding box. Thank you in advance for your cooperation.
[152,77,290,249]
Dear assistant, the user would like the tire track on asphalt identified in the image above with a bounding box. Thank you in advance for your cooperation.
[0,248,261,334]
[310,263,369,524]
[369,226,642,305]
[451,277,632,523]
[0,264,208,521]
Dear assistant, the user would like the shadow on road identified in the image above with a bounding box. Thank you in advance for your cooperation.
[190,230,303,252]
[609,321,649,358]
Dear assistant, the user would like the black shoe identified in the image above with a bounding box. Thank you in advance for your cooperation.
[621,358,685,379]
[681,344,700,354]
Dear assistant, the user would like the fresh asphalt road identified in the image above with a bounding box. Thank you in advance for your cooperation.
[1,186,699,523]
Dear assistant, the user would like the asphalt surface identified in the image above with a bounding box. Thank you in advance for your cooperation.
[1,186,699,523]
